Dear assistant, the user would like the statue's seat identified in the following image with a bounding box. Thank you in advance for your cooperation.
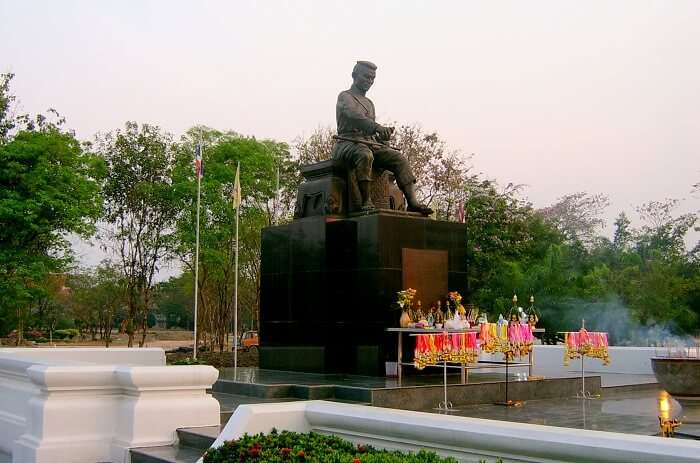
[294,159,406,218]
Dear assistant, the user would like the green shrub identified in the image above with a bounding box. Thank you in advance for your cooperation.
[202,429,458,463]
[34,337,49,343]
[54,329,79,340]
[55,319,75,330]
[171,357,207,365]
[25,330,44,340]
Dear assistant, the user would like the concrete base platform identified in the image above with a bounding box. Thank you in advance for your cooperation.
[213,367,602,410]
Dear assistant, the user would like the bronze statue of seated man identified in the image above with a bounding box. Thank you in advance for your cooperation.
[331,61,433,216]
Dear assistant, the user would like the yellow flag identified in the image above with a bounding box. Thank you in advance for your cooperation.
[232,162,241,208]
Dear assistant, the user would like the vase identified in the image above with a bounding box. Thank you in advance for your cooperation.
[399,310,411,328]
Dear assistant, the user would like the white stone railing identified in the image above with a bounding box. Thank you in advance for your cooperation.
[0,347,165,366]
[0,348,219,463]
[530,345,656,375]
[0,358,42,455]
[474,345,657,377]
[207,400,700,463]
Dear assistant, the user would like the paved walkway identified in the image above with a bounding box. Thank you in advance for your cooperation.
[427,388,674,436]
[212,367,700,440]
[213,390,297,413]
[218,366,657,389]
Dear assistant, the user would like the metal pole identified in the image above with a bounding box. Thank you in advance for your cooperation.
[275,164,280,225]
[580,318,586,398]
[397,332,403,386]
[193,145,202,360]
[443,359,448,407]
[233,162,240,377]
[505,356,509,403]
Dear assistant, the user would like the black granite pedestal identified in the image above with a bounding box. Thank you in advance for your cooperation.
[259,210,468,375]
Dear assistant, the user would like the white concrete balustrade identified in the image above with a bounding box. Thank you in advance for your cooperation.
[474,345,657,377]
[0,348,219,463]
[210,400,700,463]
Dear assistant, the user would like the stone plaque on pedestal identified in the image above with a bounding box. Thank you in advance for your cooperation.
[401,249,449,311]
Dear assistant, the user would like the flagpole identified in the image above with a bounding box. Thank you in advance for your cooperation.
[193,144,202,360]
[233,162,240,377]
[275,164,280,225]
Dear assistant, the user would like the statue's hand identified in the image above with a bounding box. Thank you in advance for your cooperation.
[376,125,394,141]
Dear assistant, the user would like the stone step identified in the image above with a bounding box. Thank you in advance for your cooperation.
[213,379,373,403]
[177,426,220,451]
[128,427,219,463]
[129,444,203,463]
[213,379,336,399]
[220,409,233,425]
[129,420,222,462]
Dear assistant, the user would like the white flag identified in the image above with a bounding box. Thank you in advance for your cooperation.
[232,162,241,208]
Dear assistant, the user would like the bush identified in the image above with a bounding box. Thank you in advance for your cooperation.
[171,357,207,365]
[203,430,458,463]
[25,329,45,340]
[55,319,75,330]
[54,329,79,340]
[35,337,49,343]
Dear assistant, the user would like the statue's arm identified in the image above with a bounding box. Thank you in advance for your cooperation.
[338,92,379,135]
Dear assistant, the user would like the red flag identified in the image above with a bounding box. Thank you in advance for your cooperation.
[456,203,465,223]
[194,144,203,178]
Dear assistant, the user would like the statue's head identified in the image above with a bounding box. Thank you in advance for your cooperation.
[352,61,377,92]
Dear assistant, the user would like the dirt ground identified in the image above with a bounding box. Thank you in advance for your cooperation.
[166,349,259,368]
[1,329,195,349]
[0,329,259,369]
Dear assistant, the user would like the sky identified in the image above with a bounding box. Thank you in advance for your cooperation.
[1,0,699,272]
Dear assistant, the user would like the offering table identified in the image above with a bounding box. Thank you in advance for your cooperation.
[386,327,543,385]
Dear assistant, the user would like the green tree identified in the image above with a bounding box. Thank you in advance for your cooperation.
[66,263,126,346]
[538,192,610,248]
[155,274,193,330]
[0,75,101,342]
[0,73,17,142]
[293,126,335,165]
[33,273,72,343]
[634,199,697,263]
[613,212,632,251]
[391,124,470,219]
[461,178,564,310]
[96,122,178,347]
[92,263,126,346]
[172,127,292,351]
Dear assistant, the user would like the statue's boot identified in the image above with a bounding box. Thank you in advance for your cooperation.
[358,180,376,211]
[402,182,433,216]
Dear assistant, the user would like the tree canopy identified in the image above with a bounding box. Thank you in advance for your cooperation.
[96,121,178,347]
[1,73,698,348]
[171,127,293,351]
[0,74,102,341]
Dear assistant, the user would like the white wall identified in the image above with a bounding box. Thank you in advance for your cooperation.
[0,348,219,463]
[474,345,656,377]
[530,345,655,375]
[0,348,165,366]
